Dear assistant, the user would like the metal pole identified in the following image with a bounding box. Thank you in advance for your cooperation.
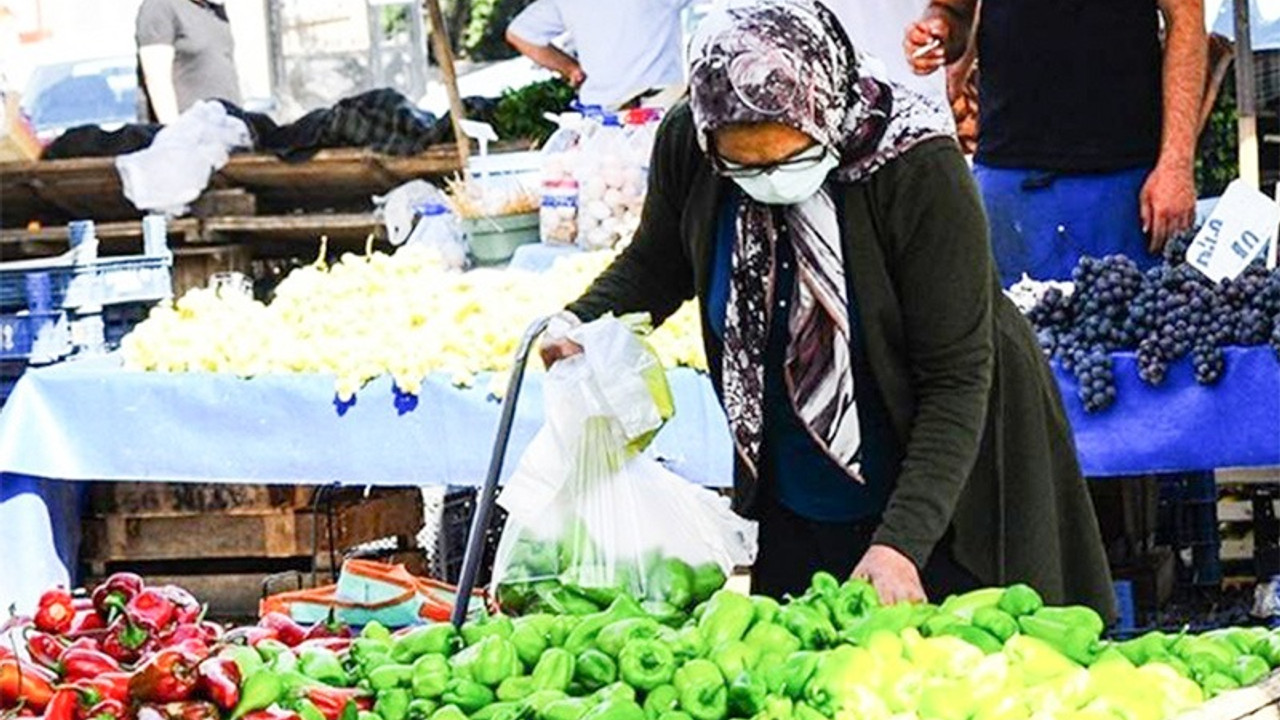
[451,316,551,627]
[424,0,471,167]
[1233,0,1259,190]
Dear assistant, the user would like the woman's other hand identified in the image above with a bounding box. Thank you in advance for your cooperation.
[540,311,584,367]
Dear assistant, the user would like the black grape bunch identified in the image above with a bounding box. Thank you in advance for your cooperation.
[1024,250,1280,413]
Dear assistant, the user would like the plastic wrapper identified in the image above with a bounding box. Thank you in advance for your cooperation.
[492,316,757,620]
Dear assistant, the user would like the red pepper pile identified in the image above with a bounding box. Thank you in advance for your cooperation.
[2,574,332,720]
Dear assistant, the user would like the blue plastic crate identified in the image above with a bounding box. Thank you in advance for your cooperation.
[0,254,173,312]
[0,311,72,363]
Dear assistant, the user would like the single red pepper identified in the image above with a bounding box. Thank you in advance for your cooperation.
[70,674,131,707]
[305,687,370,720]
[23,631,67,672]
[67,611,105,638]
[41,688,78,720]
[0,659,57,711]
[195,657,240,711]
[101,618,150,665]
[91,574,144,623]
[198,622,224,643]
[303,611,352,642]
[83,699,127,720]
[125,589,177,633]
[258,613,306,647]
[221,626,278,647]
[33,589,76,636]
[161,623,221,648]
[153,587,204,627]
[128,647,199,703]
[170,639,210,664]
[61,648,123,682]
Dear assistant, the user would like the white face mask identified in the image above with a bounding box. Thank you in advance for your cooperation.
[729,150,838,205]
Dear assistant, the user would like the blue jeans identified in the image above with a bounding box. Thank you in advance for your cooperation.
[973,163,1158,286]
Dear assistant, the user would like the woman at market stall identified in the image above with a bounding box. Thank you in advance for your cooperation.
[541,0,1116,616]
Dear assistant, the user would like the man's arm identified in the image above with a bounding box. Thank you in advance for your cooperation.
[1140,0,1205,251]
[505,30,586,87]
[904,0,977,75]
[138,44,180,124]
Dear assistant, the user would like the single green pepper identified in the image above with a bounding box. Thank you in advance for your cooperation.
[743,623,801,663]
[1017,614,1100,666]
[364,622,393,642]
[231,670,284,720]
[618,639,677,691]
[393,625,460,664]
[671,627,706,663]
[576,649,618,690]
[768,652,818,699]
[996,584,1044,618]
[407,699,438,720]
[1254,634,1280,667]
[919,613,963,638]
[511,625,550,671]
[647,560,695,610]
[937,625,1004,655]
[808,572,840,599]
[440,679,495,714]
[1030,606,1105,638]
[221,645,266,680]
[777,604,836,651]
[1233,654,1270,686]
[825,580,879,631]
[972,607,1019,643]
[726,672,767,717]
[521,690,568,715]
[673,659,727,720]
[549,616,581,649]
[840,603,920,647]
[565,597,646,655]
[370,664,416,692]
[1202,672,1241,698]
[1116,631,1171,666]
[640,602,685,629]
[429,705,468,720]
[470,701,524,720]
[581,700,644,720]
[353,638,395,671]
[358,712,384,720]
[531,648,576,692]
[1003,635,1079,684]
[937,588,1004,621]
[754,696,792,720]
[411,654,452,700]
[256,639,291,664]
[497,676,539,702]
[299,646,351,686]
[592,683,637,705]
[270,649,299,675]
[462,615,516,646]
[642,685,679,720]
[1178,635,1239,670]
[540,699,592,720]
[750,597,780,626]
[697,591,755,650]
[451,636,521,687]
[497,583,535,615]
[709,641,757,682]
[534,582,602,617]
[598,619,662,659]
[792,703,824,720]
[376,688,412,720]
[691,565,728,605]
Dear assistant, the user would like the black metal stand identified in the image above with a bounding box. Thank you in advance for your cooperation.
[450,316,551,627]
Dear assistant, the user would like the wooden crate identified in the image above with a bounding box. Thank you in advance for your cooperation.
[172,244,254,298]
[87,482,312,517]
[1177,670,1280,719]
[81,511,316,566]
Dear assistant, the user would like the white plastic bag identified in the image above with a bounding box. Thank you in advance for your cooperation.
[491,316,758,618]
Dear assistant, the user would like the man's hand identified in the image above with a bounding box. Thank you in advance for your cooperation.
[851,544,926,605]
[904,19,949,76]
[1139,160,1196,253]
[565,64,587,88]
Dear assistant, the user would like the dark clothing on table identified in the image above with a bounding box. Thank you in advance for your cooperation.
[976,0,1162,172]
[136,0,242,118]
[707,191,898,524]
[751,493,980,601]
[567,103,1117,618]
[41,125,160,160]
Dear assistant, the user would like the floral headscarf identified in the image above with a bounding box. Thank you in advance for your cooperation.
[688,0,954,480]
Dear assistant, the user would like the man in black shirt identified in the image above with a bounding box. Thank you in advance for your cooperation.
[905,0,1206,285]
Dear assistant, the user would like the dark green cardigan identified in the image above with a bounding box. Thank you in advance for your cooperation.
[567,104,1116,617]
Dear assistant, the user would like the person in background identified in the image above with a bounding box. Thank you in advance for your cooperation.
[136,0,242,124]
[824,0,948,107]
[505,0,692,109]
[541,0,1115,616]
[905,0,1206,286]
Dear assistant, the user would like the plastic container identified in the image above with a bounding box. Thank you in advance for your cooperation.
[463,212,541,266]
[540,179,579,246]
[574,113,645,250]
[0,310,72,364]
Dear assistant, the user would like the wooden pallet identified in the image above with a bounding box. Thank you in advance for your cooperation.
[1178,670,1280,719]
[88,481,313,517]
[81,510,317,566]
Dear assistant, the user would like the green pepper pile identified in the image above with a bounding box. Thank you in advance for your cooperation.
[494,535,727,625]
[231,574,1280,720]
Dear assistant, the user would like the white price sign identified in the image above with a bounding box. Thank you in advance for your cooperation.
[1186,180,1280,282]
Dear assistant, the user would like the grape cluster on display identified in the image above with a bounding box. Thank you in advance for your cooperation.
[1025,238,1280,413]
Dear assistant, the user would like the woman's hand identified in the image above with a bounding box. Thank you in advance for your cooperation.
[851,544,926,604]
[539,337,583,367]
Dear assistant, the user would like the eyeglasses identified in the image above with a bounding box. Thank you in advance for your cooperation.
[710,143,828,179]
